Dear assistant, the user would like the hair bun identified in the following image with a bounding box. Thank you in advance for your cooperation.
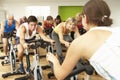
[102,15,108,22]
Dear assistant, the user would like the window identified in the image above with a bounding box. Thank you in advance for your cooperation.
[0,10,6,22]
[25,6,50,22]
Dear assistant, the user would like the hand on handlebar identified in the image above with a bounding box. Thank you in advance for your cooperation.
[46,52,59,64]
[65,42,71,47]
[23,43,29,49]
[24,43,35,49]
[50,40,55,45]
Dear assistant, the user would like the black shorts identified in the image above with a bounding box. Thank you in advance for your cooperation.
[16,36,36,45]
[2,32,12,38]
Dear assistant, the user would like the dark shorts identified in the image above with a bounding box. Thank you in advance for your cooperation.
[2,32,12,38]
[16,36,36,45]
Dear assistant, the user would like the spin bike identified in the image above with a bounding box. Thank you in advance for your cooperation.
[45,43,94,80]
[0,35,4,59]
[0,42,4,59]
[43,43,79,80]
[15,38,49,80]
[47,51,94,80]
[65,59,94,80]
[1,32,21,78]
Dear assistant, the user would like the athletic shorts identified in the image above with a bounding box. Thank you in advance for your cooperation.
[2,32,13,38]
[16,36,36,45]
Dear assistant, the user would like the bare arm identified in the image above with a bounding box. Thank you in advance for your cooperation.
[0,21,5,35]
[47,36,84,80]
[36,26,54,43]
[15,20,20,30]
[58,23,69,45]
[19,25,26,46]
[17,19,21,25]
[74,27,80,38]
[41,21,45,30]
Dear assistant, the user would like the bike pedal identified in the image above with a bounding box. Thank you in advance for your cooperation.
[1,61,4,65]
[41,65,51,70]
[47,72,54,79]
[1,60,9,65]
[2,74,8,78]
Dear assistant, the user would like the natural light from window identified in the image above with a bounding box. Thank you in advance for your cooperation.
[25,6,50,21]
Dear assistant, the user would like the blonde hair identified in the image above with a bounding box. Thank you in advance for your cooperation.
[76,13,82,20]
[66,17,77,26]
[76,13,81,18]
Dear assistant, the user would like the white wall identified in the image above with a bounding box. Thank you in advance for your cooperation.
[1,0,88,19]
[106,0,120,26]
[1,0,120,26]
[0,1,6,22]
[0,0,3,9]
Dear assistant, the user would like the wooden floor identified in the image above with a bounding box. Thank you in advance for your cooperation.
[0,47,105,80]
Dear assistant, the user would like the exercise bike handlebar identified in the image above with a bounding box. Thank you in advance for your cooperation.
[27,39,51,49]
[65,62,94,79]
[65,59,94,79]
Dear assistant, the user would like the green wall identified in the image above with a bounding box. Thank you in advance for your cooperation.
[59,6,83,21]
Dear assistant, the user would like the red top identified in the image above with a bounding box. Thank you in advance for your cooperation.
[44,21,54,28]
[77,22,83,29]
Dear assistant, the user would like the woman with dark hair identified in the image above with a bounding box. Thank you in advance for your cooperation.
[54,15,62,26]
[71,13,86,39]
[47,0,120,80]
[41,15,54,38]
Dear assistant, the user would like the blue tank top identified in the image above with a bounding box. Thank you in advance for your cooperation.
[4,20,16,32]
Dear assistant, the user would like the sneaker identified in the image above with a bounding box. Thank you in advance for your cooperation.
[18,63,25,74]
[4,56,9,64]
[4,56,9,60]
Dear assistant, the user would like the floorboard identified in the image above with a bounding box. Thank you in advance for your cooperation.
[0,47,105,80]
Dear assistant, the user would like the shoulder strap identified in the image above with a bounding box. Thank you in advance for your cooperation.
[89,27,112,32]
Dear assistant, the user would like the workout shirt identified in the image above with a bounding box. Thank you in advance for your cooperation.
[54,25,59,34]
[16,23,36,39]
[4,20,16,32]
[43,20,54,28]
[89,27,120,80]
[77,22,83,29]
[54,22,67,34]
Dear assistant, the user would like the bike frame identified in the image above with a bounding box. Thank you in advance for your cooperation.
[25,42,43,80]
[9,37,16,72]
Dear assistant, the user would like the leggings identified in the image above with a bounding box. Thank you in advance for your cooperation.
[52,31,73,56]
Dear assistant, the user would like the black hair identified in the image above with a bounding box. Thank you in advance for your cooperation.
[27,15,38,24]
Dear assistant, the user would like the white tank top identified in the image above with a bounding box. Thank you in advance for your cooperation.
[89,27,120,79]
[16,23,37,39]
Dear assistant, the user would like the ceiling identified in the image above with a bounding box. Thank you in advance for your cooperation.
[1,0,82,1]
[1,0,86,3]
